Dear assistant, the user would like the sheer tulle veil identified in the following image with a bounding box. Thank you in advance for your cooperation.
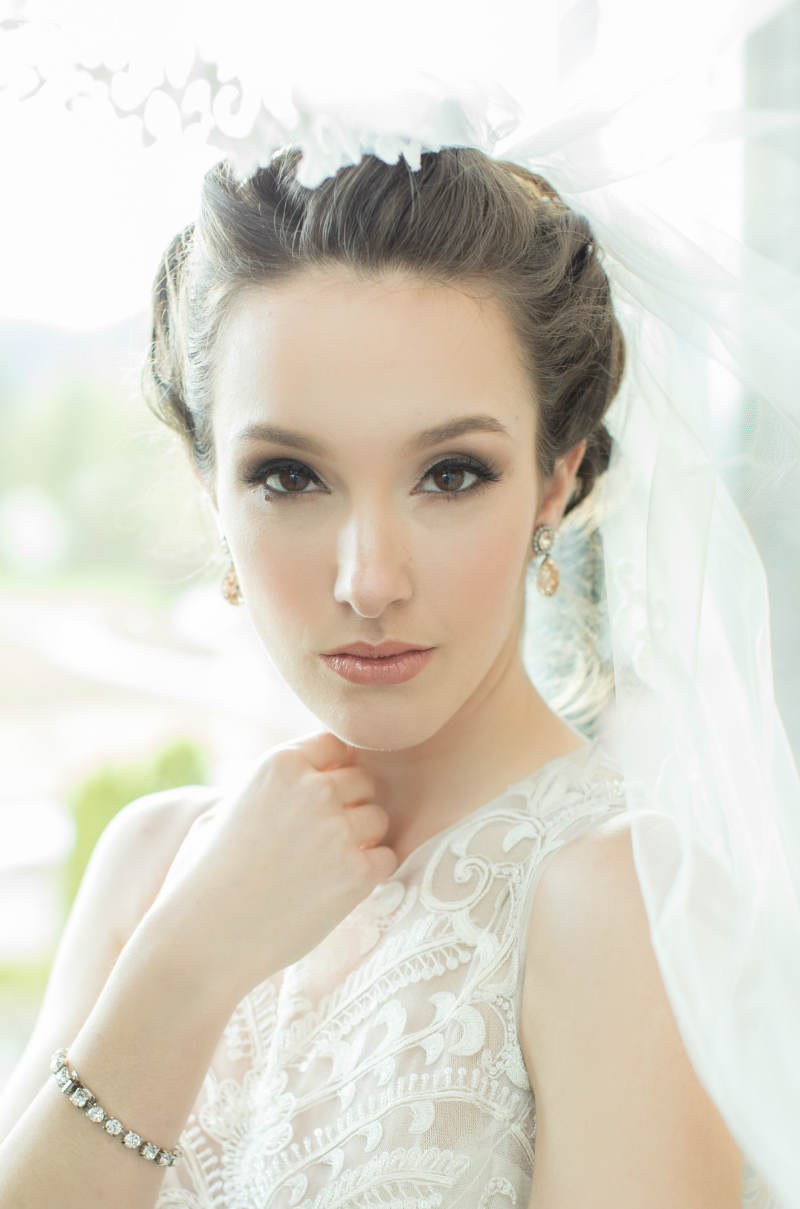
[5,2,799,1204]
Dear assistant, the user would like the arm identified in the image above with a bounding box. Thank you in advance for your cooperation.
[0,730,396,1208]
[519,816,743,1209]
[0,789,227,1209]
[0,787,217,1146]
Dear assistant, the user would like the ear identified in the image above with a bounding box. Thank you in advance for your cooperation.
[535,437,587,530]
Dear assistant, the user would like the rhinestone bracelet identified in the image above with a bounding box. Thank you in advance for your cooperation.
[50,1048,183,1167]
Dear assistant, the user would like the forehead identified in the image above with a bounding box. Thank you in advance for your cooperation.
[211,265,535,448]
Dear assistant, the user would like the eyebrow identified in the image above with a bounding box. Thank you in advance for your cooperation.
[234,413,513,456]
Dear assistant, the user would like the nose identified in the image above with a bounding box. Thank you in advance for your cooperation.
[333,507,413,617]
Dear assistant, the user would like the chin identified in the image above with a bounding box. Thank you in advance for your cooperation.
[277,650,465,752]
[309,695,447,754]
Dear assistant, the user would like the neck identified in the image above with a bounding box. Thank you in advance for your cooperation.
[346,645,584,859]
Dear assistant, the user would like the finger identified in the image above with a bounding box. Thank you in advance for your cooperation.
[345,802,390,849]
[326,764,379,807]
[362,844,398,883]
[291,729,354,772]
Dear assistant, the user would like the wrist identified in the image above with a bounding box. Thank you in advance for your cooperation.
[62,912,241,1160]
[49,1046,183,1168]
[128,900,252,1016]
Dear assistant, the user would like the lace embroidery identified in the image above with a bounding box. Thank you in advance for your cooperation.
[153,743,764,1208]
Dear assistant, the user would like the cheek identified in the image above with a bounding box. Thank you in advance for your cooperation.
[235,527,327,625]
[230,495,531,632]
[440,519,529,623]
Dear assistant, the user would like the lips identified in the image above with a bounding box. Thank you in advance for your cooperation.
[322,641,430,659]
[321,646,435,684]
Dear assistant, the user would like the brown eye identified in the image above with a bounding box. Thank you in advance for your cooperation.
[246,455,501,503]
[246,459,324,499]
[417,457,500,498]
[269,466,313,493]
[428,464,470,492]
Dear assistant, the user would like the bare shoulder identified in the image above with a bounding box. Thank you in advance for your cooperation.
[108,782,220,842]
[104,784,220,928]
[519,815,648,1086]
[0,783,220,1143]
[523,814,642,968]
[105,785,219,871]
[46,780,219,1001]
[520,817,742,1208]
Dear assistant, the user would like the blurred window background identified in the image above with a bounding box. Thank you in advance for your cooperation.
[1,0,798,1083]
[0,303,321,1079]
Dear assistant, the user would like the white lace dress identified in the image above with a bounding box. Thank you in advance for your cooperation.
[155,739,774,1209]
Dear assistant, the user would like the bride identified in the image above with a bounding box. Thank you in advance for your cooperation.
[0,146,768,1207]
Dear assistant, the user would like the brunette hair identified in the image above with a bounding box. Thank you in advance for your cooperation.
[143,145,624,517]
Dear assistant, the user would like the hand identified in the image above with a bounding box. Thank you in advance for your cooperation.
[141,731,397,1001]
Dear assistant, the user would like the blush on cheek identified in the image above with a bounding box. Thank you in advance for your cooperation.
[237,540,317,617]
[464,525,525,591]
[439,528,527,641]
[263,560,315,615]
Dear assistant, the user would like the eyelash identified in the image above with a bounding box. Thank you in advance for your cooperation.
[243,455,502,503]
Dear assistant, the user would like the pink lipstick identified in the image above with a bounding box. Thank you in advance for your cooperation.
[320,647,434,684]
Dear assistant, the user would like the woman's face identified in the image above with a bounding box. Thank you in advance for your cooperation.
[209,264,550,751]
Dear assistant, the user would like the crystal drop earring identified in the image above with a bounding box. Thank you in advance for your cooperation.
[220,537,244,606]
[532,523,560,596]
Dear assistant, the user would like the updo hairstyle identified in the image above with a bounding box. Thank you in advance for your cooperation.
[142,145,625,517]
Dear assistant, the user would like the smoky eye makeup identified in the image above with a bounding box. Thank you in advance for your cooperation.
[238,452,504,502]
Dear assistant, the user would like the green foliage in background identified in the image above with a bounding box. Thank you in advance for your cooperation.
[0,738,210,1051]
[62,736,210,914]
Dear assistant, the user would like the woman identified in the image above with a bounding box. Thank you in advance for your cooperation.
[0,147,766,1206]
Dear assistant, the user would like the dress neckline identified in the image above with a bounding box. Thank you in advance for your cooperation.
[386,737,599,879]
